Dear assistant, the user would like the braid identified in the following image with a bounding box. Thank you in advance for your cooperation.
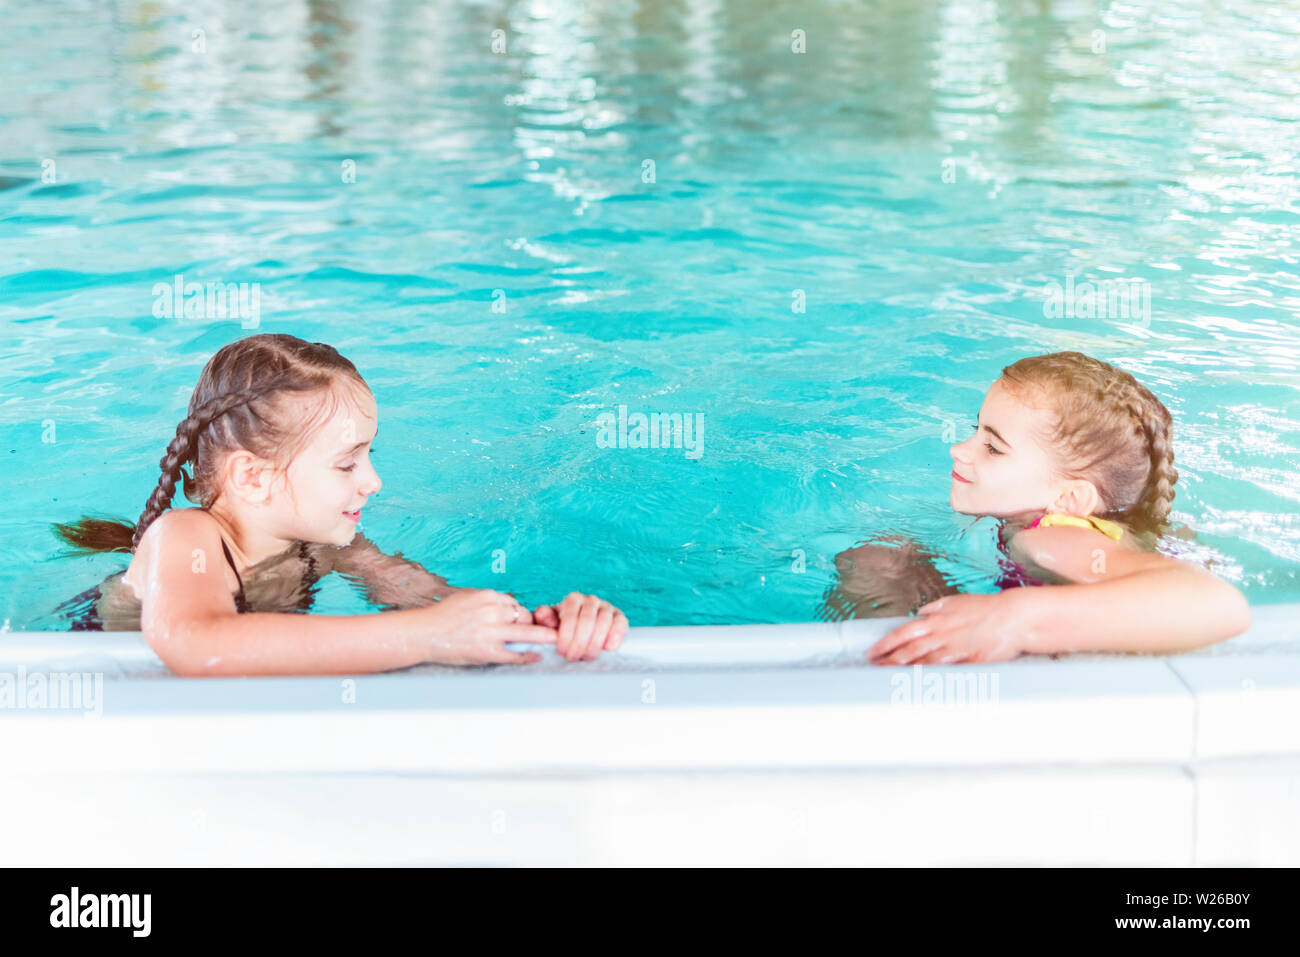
[1133,403,1177,536]
[131,383,286,550]
[1099,390,1177,538]
[1003,351,1178,542]
[55,334,369,558]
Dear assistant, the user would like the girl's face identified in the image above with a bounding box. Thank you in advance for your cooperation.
[276,387,383,546]
[948,378,1066,520]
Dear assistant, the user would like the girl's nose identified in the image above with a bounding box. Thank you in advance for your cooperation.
[950,438,973,465]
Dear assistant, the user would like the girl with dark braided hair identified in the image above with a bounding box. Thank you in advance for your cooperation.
[53,333,628,675]
[829,352,1249,663]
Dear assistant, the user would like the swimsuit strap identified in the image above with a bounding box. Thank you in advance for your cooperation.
[1027,513,1124,542]
[219,538,245,591]
[219,537,251,611]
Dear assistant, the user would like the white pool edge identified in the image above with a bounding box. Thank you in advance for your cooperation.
[2,606,1297,864]
[2,606,1298,771]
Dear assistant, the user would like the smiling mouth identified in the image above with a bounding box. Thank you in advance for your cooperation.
[951,470,973,484]
[343,508,362,522]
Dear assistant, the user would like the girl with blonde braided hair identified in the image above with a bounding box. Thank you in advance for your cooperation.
[835,351,1249,663]
[54,333,627,675]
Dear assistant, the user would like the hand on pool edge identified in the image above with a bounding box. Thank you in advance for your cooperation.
[867,593,1025,665]
[534,593,629,661]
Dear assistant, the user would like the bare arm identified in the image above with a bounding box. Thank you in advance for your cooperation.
[309,533,466,610]
[311,535,632,664]
[868,525,1250,665]
[1006,526,1251,654]
[135,511,555,676]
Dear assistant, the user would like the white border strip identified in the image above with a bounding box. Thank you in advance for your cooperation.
[0,603,1296,670]
[6,618,879,672]
[0,605,1296,773]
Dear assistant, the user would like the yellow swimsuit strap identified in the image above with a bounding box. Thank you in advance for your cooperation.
[1032,512,1125,542]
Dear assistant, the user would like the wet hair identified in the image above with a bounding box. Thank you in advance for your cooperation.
[53,333,370,554]
[1000,351,1177,539]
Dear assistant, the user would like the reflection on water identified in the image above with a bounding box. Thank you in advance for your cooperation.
[1,0,1298,627]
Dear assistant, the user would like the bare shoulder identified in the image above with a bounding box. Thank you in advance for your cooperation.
[1009,524,1163,583]
[127,508,227,589]
[137,507,224,553]
[130,508,245,644]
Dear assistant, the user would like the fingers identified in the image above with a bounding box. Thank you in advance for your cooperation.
[462,589,523,625]
[583,602,615,661]
[916,647,965,665]
[871,637,946,666]
[486,648,544,666]
[491,594,630,662]
[915,597,949,616]
[498,624,559,645]
[567,595,600,661]
[555,593,580,658]
[867,618,932,661]
[604,609,629,651]
[493,593,528,625]
[551,593,623,661]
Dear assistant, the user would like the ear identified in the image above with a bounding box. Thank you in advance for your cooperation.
[223,450,276,506]
[1051,478,1102,517]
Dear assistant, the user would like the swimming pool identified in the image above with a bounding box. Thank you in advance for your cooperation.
[3,0,1299,631]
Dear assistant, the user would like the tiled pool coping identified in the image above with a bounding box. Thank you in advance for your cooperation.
[1,606,1297,770]
[1,606,1296,864]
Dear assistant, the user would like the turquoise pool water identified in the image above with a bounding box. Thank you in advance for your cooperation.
[3,0,1298,630]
